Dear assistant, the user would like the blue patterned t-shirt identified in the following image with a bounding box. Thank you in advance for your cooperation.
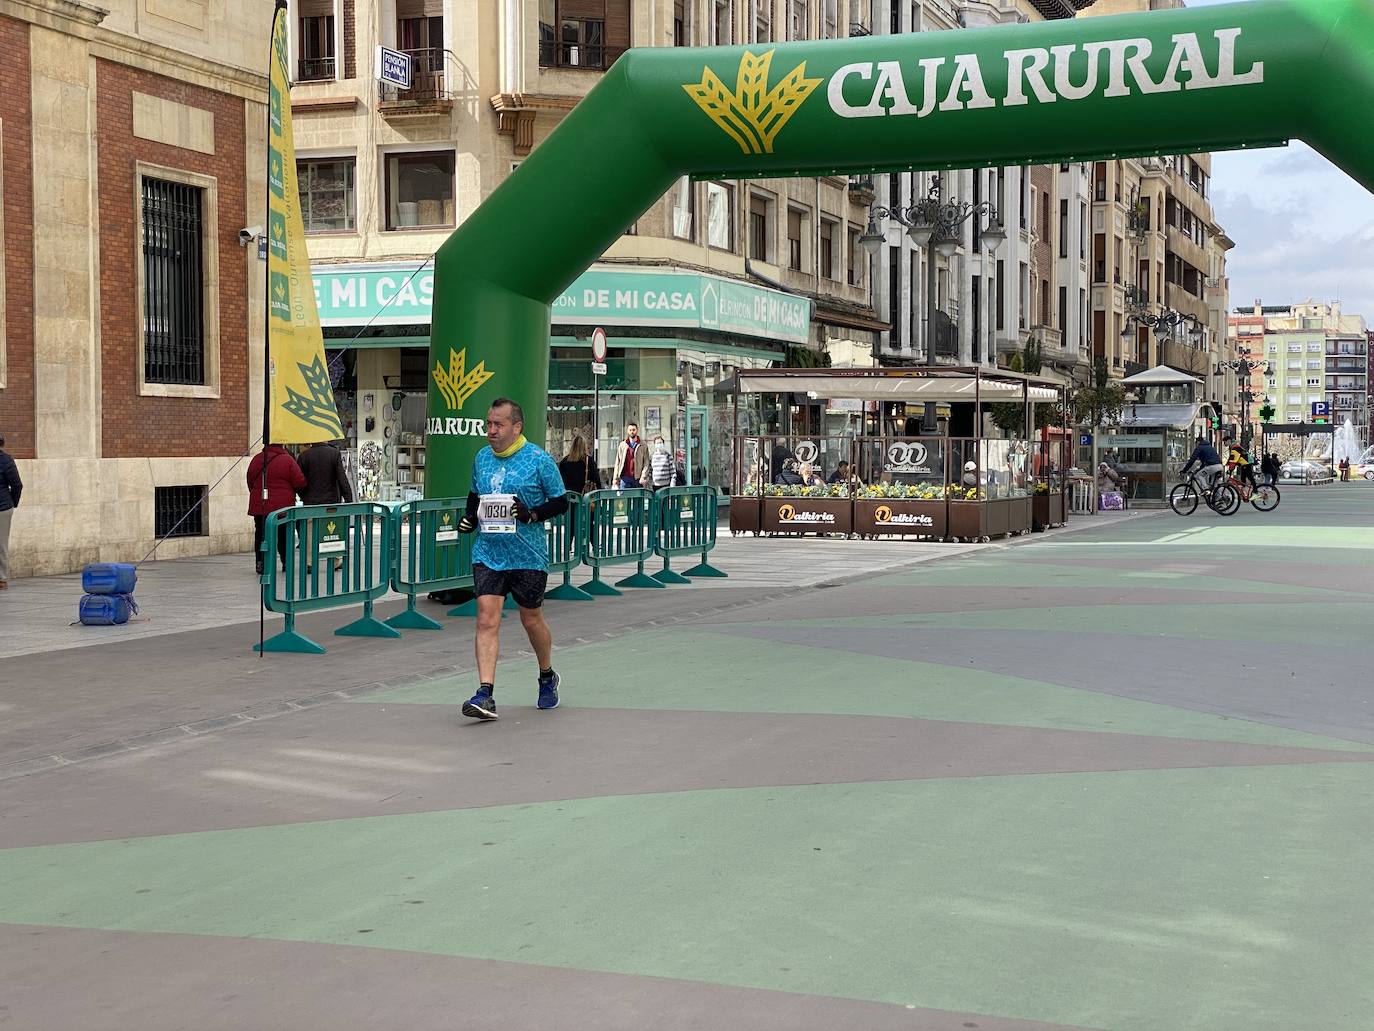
[470,441,566,571]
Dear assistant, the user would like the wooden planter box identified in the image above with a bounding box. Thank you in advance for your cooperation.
[761,496,852,535]
[729,496,761,535]
[1032,491,1067,528]
[853,498,947,538]
[1007,496,1033,536]
[948,499,1012,540]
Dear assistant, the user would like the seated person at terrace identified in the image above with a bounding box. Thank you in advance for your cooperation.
[827,461,852,484]
[774,461,805,486]
[796,462,825,488]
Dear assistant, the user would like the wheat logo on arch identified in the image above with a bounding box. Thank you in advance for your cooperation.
[433,346,494,411]
[683,50,823,155]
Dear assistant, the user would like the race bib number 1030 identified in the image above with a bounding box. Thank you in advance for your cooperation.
[478,493,518,534]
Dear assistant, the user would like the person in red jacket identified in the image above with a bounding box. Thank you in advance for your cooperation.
[247,443,305,574]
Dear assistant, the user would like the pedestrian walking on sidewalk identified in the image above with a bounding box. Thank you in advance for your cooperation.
[646,435,677,491]
[298,439,354,569]
[614,423,649,489]
[455,398,569,721]
[0,434,24,589]
[247,443,305,575]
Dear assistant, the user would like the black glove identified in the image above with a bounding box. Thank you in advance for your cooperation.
[512,497,535,524]
[457,513,478,534]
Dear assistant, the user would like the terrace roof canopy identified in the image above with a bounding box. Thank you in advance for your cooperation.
[735,367,1062,403]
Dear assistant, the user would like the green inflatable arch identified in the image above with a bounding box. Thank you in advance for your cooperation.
[425,0,1374,495]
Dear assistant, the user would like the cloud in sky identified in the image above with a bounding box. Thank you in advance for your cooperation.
[1178,0,1374,320]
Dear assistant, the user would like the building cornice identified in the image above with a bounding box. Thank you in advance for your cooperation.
[0,0,269,102]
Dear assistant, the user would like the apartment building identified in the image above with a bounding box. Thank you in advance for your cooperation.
[1079,0,1234,396]
[866,0,1095,390]
[288,0,880,499]
[0,0,269,576]
[1229,301,1370,447]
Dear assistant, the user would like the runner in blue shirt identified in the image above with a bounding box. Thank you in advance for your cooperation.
[456,397,569,720]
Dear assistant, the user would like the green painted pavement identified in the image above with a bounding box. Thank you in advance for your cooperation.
[357,631,1369,752]
[2,765,1371,1030]
[866,560,1351,596]
[745,602,1374,648]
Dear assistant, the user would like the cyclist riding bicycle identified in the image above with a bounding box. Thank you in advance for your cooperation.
[1180,436,1225,495]
[1225,438,1258,494]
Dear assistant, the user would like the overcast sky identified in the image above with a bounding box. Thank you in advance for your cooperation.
[1178,0,1374,321]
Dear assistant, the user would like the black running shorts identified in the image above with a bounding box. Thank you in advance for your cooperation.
[472,563,549,609]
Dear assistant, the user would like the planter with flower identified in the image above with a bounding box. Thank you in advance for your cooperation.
[853,482,947,538]
[1031,479,1067,529]
[946,483,1014,541]
[760,483,853,535]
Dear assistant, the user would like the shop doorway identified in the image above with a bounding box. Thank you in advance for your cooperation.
[685,405,710,487]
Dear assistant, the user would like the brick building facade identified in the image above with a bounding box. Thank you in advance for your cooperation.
[0,0,269,576]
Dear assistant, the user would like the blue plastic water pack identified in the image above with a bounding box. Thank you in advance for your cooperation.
[82,562,138,595]
[78,594,138,626]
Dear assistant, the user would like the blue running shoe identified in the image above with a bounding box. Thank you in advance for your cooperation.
[461,689,498,721]
[537,670,560,710]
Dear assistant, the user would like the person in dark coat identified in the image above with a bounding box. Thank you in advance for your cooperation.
[247,443,305,574]
[298,440,354,505]
[557,434,602,494]
[0,433,23,589]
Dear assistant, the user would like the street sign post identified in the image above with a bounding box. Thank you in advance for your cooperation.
[375,46,413,90]
[591,327,607,472]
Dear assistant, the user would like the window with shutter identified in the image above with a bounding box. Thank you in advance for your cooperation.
[297,0,336,81]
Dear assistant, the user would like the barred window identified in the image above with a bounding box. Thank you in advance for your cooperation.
[155,485,207,539]
[142,177,205,385]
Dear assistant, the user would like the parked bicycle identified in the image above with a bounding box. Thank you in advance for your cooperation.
[1169,469,1241,516]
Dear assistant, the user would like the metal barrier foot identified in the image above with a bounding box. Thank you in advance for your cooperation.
[580,577,623,597]
[652,568,692,585]
[615,571,666,589]
[546,582,595,601]
[682,561,727,578]
[335,614,403,638]
[386,607,444,631]
[255,628,326,654]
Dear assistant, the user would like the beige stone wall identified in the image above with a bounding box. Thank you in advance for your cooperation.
[3,0,267,578]
[9,457,253,576]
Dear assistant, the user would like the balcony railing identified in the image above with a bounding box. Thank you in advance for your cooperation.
[298,55,336,82]
[379,49,456,110]
[538,40,627,71]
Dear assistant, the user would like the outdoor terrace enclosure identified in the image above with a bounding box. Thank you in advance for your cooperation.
[423,0,1374,496]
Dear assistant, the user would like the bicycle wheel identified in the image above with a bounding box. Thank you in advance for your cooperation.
[1210,483,1241,515]
[1169,483,1198,515]
[1251,484,1281,511]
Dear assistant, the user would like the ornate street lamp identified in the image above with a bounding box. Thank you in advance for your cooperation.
[859,174,1006,431]
[1214,344,1266,448]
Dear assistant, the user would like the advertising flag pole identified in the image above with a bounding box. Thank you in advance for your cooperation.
[260,0,288,657]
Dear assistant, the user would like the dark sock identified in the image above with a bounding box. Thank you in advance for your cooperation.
[539,667,554,678]
[479,682,494,696]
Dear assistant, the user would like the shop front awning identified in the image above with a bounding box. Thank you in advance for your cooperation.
[735,367,1060,403]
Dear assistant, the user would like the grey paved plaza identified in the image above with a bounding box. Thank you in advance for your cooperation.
[1,486,1371,1030]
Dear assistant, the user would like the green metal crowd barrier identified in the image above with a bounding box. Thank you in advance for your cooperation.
[545,493,593,601]
[254,489,728,653]
[653,486,727,583]
[256,502,398,654]
[387,497,474,630]
[582,488,662,594]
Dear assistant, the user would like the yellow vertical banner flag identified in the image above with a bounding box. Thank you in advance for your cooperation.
[265,1,343,443]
